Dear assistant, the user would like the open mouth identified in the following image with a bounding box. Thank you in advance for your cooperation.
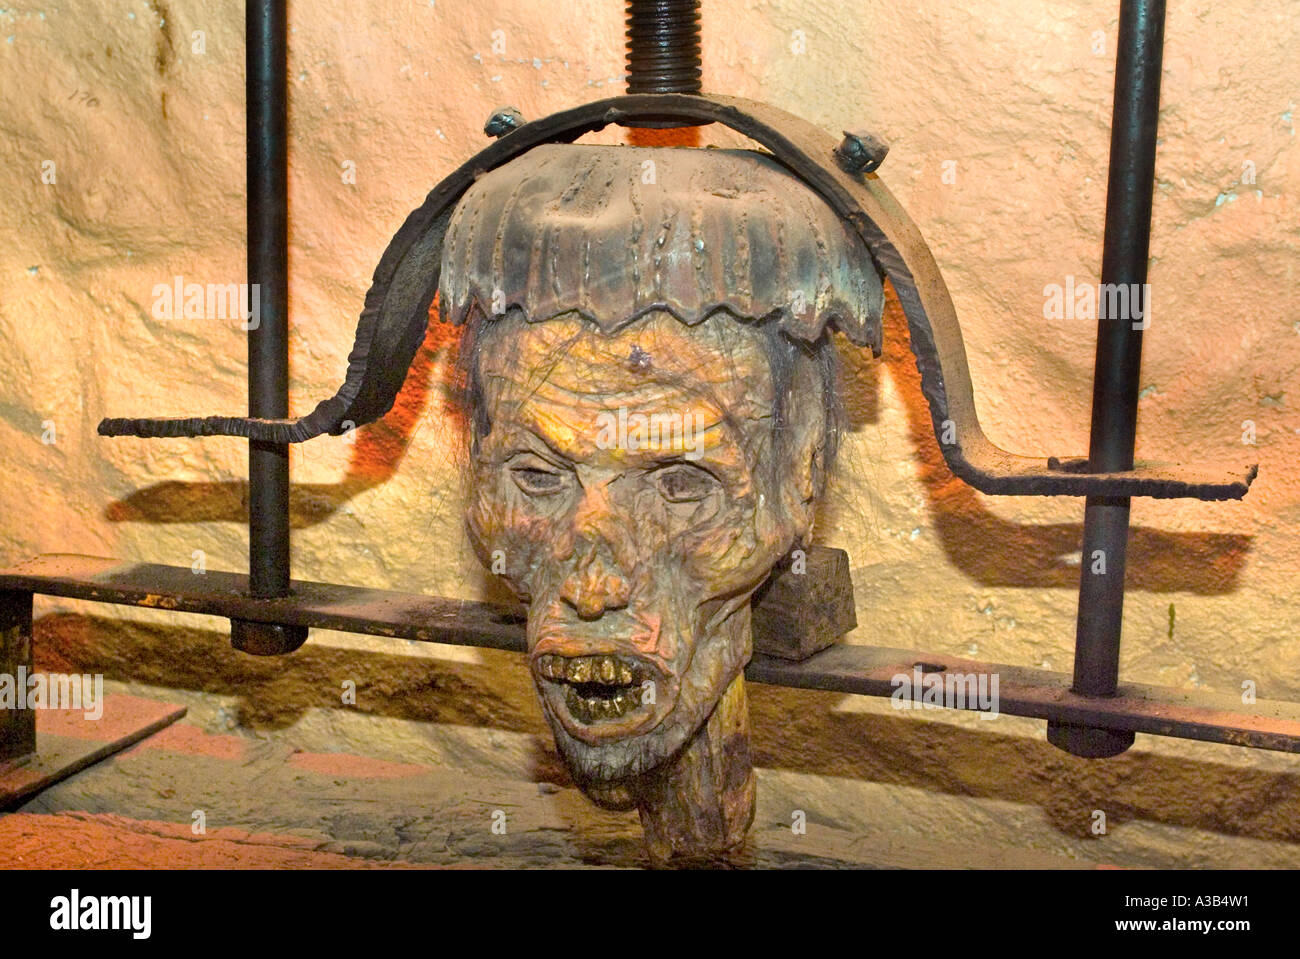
[535,653,651,724]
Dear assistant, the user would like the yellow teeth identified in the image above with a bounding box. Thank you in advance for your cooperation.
[535,654,650,724]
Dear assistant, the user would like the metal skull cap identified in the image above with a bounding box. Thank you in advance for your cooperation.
[438,144,885,352]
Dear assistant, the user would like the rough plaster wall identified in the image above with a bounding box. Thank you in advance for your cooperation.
[1,0,1298,857]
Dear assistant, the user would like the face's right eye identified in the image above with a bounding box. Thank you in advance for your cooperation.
[510,465,566,497]
[650,462,720,504]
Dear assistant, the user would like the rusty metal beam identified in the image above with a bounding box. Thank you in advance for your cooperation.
[4,554,1297,754]
[746,646,1300,753]
[3,555,526,653]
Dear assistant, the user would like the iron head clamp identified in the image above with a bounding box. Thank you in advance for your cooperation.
[98,92,1255,502]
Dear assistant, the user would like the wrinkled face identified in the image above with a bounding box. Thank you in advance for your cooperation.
[466,310,821,788]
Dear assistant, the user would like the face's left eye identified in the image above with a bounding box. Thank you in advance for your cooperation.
[651,463,719,504]
[510,465,566,497]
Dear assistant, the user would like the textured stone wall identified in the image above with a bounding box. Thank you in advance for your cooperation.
[2,0,1298,852]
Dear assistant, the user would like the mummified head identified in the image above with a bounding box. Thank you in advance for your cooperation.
[462,306,836,790]
[441,143,882,837]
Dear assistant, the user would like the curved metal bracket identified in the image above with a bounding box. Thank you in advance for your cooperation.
[99,93,1255,500]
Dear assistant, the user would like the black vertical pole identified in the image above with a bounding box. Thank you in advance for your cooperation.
[1048,0,1165,758]
[247,0,289,598]
[0,590,36,766]
[233,0,306,655]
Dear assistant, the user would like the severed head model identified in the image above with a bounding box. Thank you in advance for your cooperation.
[438,143,884,862]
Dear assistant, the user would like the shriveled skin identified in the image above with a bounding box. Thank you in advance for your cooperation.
[465,309,825,859]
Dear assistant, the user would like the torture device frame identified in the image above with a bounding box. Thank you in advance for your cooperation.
[2,0,1290,811]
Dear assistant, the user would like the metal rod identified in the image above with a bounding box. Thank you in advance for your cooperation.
[234,0,306,654]
[9,556,1300,755]
[246,0,291,600]
[625,0,702,94]
[0,590,35,764]
[1053,0,1166,757]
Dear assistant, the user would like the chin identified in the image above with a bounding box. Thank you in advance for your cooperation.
[544,701,700,788]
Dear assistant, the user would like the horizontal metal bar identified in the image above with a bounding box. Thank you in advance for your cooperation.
[747,646,1300,752]
[2,554,526,652]
[5,554,1298,753]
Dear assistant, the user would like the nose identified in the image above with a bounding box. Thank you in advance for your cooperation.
[558,481,634,619]
[560,546,631,619]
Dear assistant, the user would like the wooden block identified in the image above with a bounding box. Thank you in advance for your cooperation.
[752,546,856,661]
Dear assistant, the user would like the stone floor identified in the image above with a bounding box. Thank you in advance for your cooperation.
[3,611,1300,869]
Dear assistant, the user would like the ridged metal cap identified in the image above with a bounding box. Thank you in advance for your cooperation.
[438,144,885,354]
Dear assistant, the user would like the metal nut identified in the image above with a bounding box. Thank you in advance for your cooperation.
[484,106,525,139]
[834,129,890,174]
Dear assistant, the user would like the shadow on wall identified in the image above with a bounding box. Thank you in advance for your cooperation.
[33,612,1300,850]
[104,277,1251,595]
[832,290,1252,593]
[104,311,465,530]
[102,123,702,533]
